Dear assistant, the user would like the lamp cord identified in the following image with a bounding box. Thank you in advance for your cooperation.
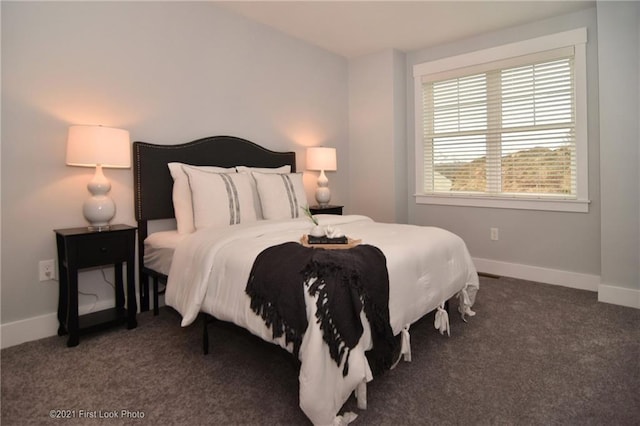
[77,268,115,313]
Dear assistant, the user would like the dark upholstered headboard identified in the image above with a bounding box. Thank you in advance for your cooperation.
[132,135,296,312]
[133,135,296,223]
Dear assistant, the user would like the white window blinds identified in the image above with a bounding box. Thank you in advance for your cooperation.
[421,52,576,198]
[414,28,588,212]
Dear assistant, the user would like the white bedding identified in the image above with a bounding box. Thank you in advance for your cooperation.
[143,230,186,276]
[166,215,478,425]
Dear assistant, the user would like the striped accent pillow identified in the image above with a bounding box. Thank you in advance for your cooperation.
[236,165,292,220]
[168,163,236,234]
[252,172,308,221]
[183,166,257,230]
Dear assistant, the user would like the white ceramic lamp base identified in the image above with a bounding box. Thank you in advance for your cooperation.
[83,165,116,231]
[315,169,331,206]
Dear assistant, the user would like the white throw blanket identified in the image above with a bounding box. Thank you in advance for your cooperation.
[166,215,479,425]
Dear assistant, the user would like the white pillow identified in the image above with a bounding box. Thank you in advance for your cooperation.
[252,172,308,220]
[184,167,257,230]
[236,165,292,219]
[235,165,291,174]
[168,163,235,234]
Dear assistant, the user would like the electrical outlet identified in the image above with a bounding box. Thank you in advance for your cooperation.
[490,228,499,241]
[39,259,56,281]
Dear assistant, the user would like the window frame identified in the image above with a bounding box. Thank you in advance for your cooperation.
[413,28,589,213]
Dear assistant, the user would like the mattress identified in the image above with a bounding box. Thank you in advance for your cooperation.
[143,230,186,276]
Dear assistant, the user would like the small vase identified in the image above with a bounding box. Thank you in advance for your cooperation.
[309,225,325,237]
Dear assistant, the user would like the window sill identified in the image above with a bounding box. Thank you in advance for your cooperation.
[415,194,590,213]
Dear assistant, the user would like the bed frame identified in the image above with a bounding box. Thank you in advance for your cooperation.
[133,135,297,314]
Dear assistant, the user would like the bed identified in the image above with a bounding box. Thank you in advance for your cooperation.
[133,135,297,313]
[133,135,479,425]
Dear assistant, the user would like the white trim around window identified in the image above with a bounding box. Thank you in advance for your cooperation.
[413,28,589,213]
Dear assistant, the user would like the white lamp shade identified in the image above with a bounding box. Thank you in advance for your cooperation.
[66,125,131,168]
[306,147,337,171]
[66,125,130,230]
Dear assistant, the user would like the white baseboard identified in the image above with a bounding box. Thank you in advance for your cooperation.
[472,257,600,292]
[598,284,640,309]
[1,312,60,349]
[474,257,639,309]
[1,299,117,349]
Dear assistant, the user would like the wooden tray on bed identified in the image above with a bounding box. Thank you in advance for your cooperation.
[300,235,361,250]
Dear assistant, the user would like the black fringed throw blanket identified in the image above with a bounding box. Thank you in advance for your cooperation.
[246,242,399,377]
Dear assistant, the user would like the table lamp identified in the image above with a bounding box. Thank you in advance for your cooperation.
[66,125,131,231]
[306,147,337,206]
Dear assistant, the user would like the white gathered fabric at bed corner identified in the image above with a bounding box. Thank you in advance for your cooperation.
[165,215,479,425]
[143,230,187,277]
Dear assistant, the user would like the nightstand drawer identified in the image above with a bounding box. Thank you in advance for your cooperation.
[309,205,343,215]
[76,235,128,267]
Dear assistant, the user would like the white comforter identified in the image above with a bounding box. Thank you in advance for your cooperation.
[166,215,479,425]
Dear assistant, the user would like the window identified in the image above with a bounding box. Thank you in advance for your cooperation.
[414,29,589,212]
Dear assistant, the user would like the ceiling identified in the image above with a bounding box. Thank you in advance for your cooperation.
[217,1,595,58]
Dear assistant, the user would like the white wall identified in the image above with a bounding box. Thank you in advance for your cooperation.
[392,50,408,224]
[596,1,640,305]
[406,8,603,288]
[348,49,406,223]
[1,2,349,346]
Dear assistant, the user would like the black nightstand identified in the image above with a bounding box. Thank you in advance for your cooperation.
[54,224,137,347]
[309,205,344,215]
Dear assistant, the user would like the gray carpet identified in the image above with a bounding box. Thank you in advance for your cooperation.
[2,276,639,425]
